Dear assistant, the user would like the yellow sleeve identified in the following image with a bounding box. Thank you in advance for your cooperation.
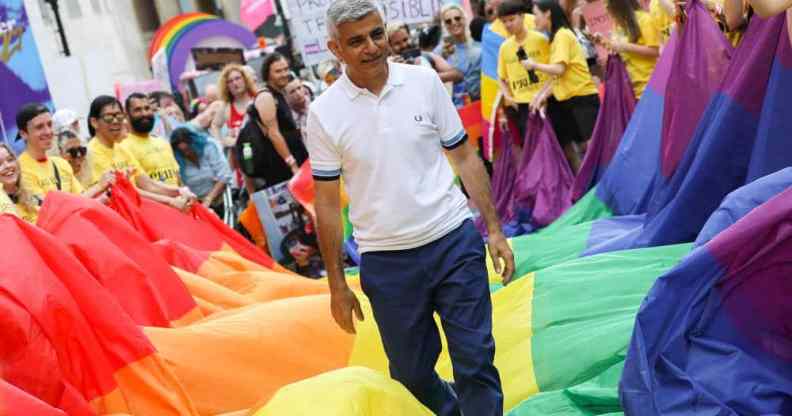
[639,12,661,47]
[550,30,573,66]
[0,190,19,217]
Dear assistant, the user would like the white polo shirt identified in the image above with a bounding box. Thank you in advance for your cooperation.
[306,62,471,254]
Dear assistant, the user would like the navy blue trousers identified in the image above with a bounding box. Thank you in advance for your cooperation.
[360,220,503,416]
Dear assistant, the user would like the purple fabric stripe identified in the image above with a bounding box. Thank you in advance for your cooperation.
[706,185,792,363]
[570,55,635,202]
[719,15,785,114]
[659,0,733,178]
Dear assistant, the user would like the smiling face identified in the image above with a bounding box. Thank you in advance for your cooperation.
[91,103,126,142]
[387,27,410,55]
[267,58,292,91]
[20,112,54,154]
[329,12,389,79]
[443,8,466,39]
[0,145,20,191]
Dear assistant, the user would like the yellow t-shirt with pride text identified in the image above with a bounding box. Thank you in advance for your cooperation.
[119,132,181,186]
[614,10,660,98]
[18,152,83,203]
[498,30,551,103]
[87,137,145,187]
[549,27,598,101]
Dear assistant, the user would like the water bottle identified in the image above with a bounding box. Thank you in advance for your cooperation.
[242,142,255,174]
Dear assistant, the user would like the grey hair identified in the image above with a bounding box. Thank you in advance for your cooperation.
[326,0,383,38]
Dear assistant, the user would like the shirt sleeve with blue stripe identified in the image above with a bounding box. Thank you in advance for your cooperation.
[306,109,342,181]
[430,71,468,150]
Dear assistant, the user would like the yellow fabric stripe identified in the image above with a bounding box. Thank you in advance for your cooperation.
[253,367,432,415]
[347,272,538,411]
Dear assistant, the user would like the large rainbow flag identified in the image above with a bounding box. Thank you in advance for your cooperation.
[4,1,792,413]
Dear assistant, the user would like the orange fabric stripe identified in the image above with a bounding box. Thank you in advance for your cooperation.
[87,354,197,415]
[145,295,354,415]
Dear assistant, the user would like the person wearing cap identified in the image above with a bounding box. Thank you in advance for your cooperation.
[15,103,112,221]
[85,95,197,212]
[52,108,82,136]
[119,92,182,186]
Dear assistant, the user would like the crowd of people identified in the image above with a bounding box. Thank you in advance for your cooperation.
[1,0,790,272]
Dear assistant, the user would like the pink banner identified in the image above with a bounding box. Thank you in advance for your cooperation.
[582,0,613,65]
[241,0,274,31]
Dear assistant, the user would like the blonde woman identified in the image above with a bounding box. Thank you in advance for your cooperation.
[209,63,258,148]
[0,143,40,222]
[438,3,483,101]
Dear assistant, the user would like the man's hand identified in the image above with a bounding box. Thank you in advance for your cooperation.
[488,230,515,285]
[330,285,364,334]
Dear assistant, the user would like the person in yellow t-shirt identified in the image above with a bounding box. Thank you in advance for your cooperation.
[497,0,551,139]
[523,0,600,173]
[14,103,112,207]
[86,95,197,211]
[120,93,181,186]
[649,0,675,45]
[593,0,660,98]
[0,143,41,223]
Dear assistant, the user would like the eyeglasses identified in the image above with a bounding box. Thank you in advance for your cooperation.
[444,16,464,25]
[99,113,125,123]
[66,146,87,158]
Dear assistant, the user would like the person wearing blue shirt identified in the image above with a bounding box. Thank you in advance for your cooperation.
[436,3,483,104]
[170,126,232,217]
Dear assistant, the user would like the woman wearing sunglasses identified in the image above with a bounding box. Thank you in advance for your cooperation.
[169,126,232,217]
[57,129,89,187]
[438,4,483,104]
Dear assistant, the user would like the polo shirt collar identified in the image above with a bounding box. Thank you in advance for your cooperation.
[339,61,404,99]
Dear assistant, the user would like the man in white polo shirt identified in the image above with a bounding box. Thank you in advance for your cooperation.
[307,0,515,414]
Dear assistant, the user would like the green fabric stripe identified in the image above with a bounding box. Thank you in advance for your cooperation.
[529,243,692,396]
[342,205,353,241]
[540,187,613,234]
[508,362,625,415]
[510,221,595,278]
[507,187,614,278]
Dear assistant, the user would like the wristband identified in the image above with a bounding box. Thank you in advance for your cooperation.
[285,155,297,166]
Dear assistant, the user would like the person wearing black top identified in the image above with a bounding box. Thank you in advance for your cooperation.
[244,52,309,195]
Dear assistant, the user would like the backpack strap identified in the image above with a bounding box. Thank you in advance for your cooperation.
[52,161,62,191]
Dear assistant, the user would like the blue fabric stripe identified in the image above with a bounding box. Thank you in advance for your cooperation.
[481,24,505,80]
